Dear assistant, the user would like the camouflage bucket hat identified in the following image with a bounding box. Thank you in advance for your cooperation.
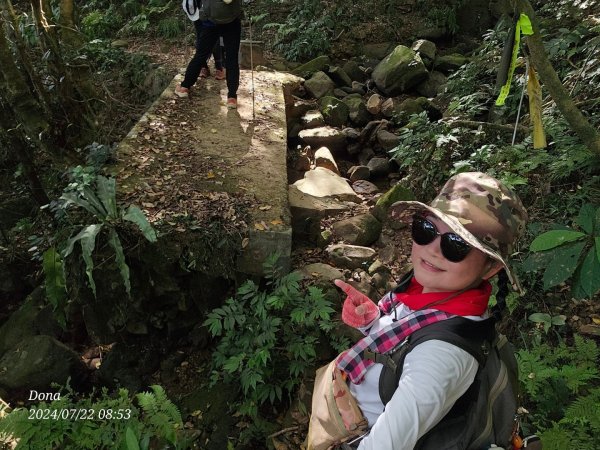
[389,172,528,293]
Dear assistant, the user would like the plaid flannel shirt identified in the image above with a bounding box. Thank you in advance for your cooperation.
[336,293,453,384]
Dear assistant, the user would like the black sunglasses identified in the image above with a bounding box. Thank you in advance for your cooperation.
[411,216,472,263]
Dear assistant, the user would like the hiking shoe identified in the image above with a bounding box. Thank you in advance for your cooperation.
[174,86,190,98]
[227,98,237,109]
[200,67,210,78]
[215,68,225,80]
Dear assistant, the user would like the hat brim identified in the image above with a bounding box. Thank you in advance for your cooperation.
[389,200,523,294]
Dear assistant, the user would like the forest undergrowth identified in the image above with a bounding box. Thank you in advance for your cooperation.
[1,0,600,449]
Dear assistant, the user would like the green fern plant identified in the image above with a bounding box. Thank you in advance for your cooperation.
[203,253,343,418]
[0,385,187,450]
[58,172,157,297]
[517,334,599,447]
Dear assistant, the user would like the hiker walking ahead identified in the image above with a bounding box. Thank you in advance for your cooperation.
[177,0,242,109]
[306,172,529,450]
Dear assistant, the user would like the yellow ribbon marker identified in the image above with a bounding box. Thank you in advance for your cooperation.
[495,13,534,106]
[527,64,547,148]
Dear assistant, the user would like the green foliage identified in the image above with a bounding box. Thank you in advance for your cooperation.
[523,204,600,298]
[81,1,181,39]
[517,336,600,448]
[388,112,461,195]
[81,8,122,37]
[203,254,343,419]
[157,17,184,39]
[57,171,157,297]
[42,247,68,329]
[528,312,566,334]
[263,0,341,61]
[0,385,187,450]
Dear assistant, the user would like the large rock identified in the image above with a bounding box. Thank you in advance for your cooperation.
[411,39,437,62]
[342,94,371,127]
[362,42,394,60]
[372,183,416,222]
[434,53,469,73]
[297,263,343,283]
[0,287,61,357]
[372,45,428,96]
[332,213,382,246]
[326,244,377,270]
[287,98,316,120]
[305,71,336,99]
[367,157,392,178]
[342,60,367,82]
[319,96,349,128]
[289,185,349,243]
[327,66,353,87]
[376,130,401,150]
[416,71,447,98]
[314,147,340,175]
[0,335,84,391]
[292,167,361,202]
[292,55,331,78]
[301,110,325,129]
[299,127,346,153]
[366,93,384,115]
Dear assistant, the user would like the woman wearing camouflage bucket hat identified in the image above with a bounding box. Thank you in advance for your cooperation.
[305,172,529,450]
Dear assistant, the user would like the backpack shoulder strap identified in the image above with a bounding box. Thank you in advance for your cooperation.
[378,317,496,405]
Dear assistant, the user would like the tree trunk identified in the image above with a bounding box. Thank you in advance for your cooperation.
[515,0,600,156]
[59,0,81,46]
[1,0,53,116]
[0,17,50,150]
[0,104,50,206]
[30,0,97,147]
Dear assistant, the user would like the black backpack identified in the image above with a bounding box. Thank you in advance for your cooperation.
[371,316,519,450]
[199,0,242,24]
[182,0,242,24]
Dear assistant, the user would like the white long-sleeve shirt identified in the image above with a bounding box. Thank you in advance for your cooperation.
[351,304,481,450]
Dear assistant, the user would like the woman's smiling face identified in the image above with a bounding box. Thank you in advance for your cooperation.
[410,216,501,293]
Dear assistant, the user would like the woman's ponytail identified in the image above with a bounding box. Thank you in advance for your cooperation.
[492,268,509,321]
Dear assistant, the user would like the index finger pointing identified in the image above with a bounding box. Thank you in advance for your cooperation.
[334,279,353,294]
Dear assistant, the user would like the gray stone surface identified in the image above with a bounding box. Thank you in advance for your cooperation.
[332,213,382,246]
[372,45,428,96]
[299,126,347,153]
[326,244,377,270]
[292,167,361,202]
[0,335,83,390]
[305,71,336,99]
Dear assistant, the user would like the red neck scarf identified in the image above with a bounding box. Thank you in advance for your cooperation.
[392,277,492,316]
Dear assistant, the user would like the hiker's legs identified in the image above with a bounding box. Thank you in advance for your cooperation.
[181,21,219,88]
[212,40,223,71]
[220,19,241,99]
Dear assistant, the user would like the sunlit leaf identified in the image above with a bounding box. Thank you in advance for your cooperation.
[576,204,597,235]
[551,315,566,326]
[530,230,586,252]
[125,427,140,450]
[42,247,67,329]
[96,175,118,219]
[122,205,157,242]
[529,313,551,324]
[108,229,131,296]
[575,247,600,298]
[541,241,586,289]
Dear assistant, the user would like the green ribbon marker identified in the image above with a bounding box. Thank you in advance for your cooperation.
[495,13,534,106]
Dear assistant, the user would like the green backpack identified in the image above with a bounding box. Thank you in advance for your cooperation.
[372,316,520,450]
[199,0,242,24]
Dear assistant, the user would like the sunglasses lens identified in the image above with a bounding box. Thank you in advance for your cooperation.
[440,234,472,262]
[411,217,437,246]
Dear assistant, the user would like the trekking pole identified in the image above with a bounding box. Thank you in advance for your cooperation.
[247,0,255,120]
